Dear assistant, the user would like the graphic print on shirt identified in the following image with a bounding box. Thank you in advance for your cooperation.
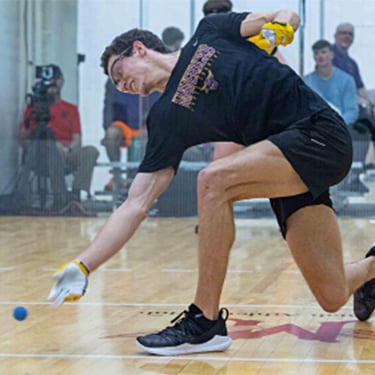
[172,44,220,111]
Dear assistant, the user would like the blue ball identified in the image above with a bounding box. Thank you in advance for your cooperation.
[13,306,28,321]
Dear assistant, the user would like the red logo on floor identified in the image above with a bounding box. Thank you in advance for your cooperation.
[229,318,375,342]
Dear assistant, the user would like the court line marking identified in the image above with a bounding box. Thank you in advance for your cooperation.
[162,269,258,273]
[0,301,353,309]
[97,268,133,272]
[161,269,193,272]
[0,353,374,364]
[42,268,132,272]
[43,268,258,273]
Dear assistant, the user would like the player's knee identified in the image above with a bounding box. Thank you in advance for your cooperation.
[315,289,347,313]
[197,166,225,198]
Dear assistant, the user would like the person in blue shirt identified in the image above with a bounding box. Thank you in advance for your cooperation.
[304,39,358,125]
[305,39,369,193]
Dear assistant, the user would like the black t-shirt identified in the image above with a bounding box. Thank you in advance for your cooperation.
[139,12,329,173]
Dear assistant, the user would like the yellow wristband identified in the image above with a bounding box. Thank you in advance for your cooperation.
[74,259,90,276]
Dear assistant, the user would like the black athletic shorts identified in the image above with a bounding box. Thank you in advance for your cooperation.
[268,109,352,238]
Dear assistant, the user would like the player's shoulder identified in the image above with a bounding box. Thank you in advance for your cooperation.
[197,12,249,33]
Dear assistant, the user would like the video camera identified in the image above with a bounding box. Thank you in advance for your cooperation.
[31,64,61,103]
[27,64,62,125]
[24,64,62,140]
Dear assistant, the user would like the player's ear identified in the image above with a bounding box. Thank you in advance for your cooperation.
[133,40,147,57]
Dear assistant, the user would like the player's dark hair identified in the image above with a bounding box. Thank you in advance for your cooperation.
[203,0,232,16]
[101,28,167,75]
[312,39,333,52]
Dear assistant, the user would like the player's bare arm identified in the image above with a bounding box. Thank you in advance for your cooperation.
[240,10,300,37]
[48,167,174,307]
[78,167,175,271]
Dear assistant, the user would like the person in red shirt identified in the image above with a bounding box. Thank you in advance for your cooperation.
[19,64,99,210]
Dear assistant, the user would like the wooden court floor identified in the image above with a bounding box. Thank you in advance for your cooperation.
[0,215,375,374]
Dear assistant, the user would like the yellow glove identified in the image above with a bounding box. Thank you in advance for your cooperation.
[48,259,90,308]
[248,22,295,54]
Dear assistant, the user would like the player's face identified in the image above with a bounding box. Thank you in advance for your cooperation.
[313,47,333,67]
[108,46,151,96]
[335,27,354,50]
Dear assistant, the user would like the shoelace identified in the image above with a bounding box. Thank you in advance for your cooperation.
[168,307,229,325]
[156,307,229,339]
[158,310,203,338]
[170,309,189,325]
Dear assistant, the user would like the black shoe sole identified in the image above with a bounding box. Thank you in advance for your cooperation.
[136,335,232,355]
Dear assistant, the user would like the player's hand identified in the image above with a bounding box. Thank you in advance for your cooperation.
[248,22,295,53]
[48,260,90,308]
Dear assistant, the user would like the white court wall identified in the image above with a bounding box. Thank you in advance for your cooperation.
[0,0,24,193]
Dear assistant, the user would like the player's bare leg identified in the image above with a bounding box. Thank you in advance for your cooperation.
[194,140,375,319]
[213,142,243,160]
[286,208,375,312]
[194,142,243,234]
[194,140,309,318]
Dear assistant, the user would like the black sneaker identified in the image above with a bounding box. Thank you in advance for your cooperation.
[136,304,232,355]
[354,246,375,321]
